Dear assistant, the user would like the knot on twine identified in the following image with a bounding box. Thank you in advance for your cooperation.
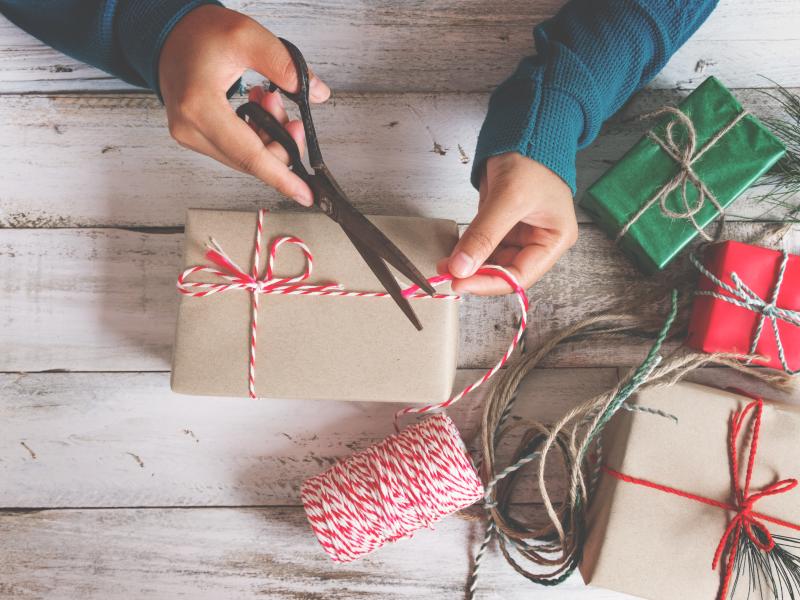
[177,208,460,399]
[605,396,800,600]
[616,105,748,243]
[691,251,800,374]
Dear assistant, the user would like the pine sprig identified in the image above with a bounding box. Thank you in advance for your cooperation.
[753,83,800,219]
[730,530,800,599]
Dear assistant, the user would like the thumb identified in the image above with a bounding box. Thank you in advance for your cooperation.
[448,197,525,279]
[244,24,331,103]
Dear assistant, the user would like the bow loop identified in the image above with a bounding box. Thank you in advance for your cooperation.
[750,478,799,503]
[743,517,776,553]
[265,235,314,284]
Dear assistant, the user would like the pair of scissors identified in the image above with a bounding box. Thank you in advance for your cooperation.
[236,39,436,331]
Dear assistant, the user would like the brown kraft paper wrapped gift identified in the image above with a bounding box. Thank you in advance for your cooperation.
[581,382,800,600]
[171,209,459,402]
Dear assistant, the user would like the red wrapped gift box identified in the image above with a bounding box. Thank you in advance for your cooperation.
[687,240,800,372]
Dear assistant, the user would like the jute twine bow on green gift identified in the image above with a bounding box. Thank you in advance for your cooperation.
[465,291,791,599]
[616,106,749,243]
[691,251,800,374]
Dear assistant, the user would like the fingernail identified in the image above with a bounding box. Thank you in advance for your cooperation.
[449,251,475,278]
[309,77,328,102]
[293,192,314,207]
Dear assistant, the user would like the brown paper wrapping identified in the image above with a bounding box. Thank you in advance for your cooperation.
[581,382,800,600]
[171,209,459,402]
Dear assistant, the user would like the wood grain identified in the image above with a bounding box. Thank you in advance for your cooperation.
[0,506,639,600]
[0,0,798,93]
[0,89,797,229]
[2,368,794,510]
[0,368,618,507]
[1,223,797,372]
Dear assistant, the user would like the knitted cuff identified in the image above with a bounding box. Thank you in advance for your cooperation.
[116,0,222,95]
[472,69,583,194]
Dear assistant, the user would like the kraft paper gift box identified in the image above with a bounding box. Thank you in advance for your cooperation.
[581,382,800,600]
[580,76,785,274]
[171,209,459,402]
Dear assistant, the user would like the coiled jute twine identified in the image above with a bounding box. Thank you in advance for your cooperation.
[465,288,794,599]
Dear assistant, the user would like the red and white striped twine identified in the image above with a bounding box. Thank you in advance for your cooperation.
[301,265,529,563]
[302,413,485,562]
[177,208,459,399]
[177,209,530,562]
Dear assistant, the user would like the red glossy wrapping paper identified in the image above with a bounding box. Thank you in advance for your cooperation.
[686,240,800,371]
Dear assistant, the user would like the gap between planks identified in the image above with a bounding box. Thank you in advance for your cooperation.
[0,221,798,372]
[1,367,796,509]
[0,0,798,93]
[0,88,798,229]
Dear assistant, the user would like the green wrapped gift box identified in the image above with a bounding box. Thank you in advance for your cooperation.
[580,77,786,274]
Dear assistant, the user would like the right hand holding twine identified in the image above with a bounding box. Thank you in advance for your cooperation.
[158,5,331,207]
[440,152,578,295]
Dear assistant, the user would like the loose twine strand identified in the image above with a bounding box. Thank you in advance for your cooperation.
[466,290,793,598]
[616,106,748,243]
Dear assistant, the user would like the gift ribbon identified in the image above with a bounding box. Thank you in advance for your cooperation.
[691,251,800,374]
[604,396,800,600]
[616,106,748,243]
[177,208,526,400]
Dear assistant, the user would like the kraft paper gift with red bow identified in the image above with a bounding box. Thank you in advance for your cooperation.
[687,240,800,373]
[581,382,800,600]
[171,209,460,402]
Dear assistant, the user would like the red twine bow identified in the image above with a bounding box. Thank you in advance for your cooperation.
[177,209,526,401]
[605,395,800,600]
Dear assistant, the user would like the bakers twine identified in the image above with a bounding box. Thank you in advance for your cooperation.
[301,264,529,563]
[177,209,530,563]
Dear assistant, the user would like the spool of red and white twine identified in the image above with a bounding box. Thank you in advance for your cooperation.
[301,267,529,563]
[177,209,529,562]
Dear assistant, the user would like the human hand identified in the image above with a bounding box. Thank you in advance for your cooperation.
[158,5,331,206]
[439,152,578,295]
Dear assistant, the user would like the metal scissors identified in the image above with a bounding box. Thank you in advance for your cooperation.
[236,38,436,331]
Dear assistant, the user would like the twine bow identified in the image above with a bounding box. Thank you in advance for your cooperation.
[177,209,461,398]
[616,106,748,243]
[691,251,800,374]
[605,397,800,600]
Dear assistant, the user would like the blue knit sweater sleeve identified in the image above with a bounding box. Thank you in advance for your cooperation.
[0,0,221,94]
[473,0,718,193]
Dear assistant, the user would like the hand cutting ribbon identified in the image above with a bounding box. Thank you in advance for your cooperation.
[605,396,800,600]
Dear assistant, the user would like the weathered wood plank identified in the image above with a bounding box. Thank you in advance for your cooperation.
[1,223,797,372]
[2,368,794,509]
[0,89,797,229]
[1,0,798,93]
[0,506,635,600]
[0,368,618,507]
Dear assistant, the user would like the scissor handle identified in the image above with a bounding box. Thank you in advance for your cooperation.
[267,38,324,170]
[236,101,309,179]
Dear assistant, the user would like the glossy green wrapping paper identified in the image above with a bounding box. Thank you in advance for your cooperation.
[580,77,785,274]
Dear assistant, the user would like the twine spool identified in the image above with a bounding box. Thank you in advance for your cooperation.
[301,413,483,562]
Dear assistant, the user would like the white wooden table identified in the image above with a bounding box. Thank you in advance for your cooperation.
[1,1,799,598]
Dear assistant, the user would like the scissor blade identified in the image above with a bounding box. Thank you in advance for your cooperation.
[335,201,436,296]
[342,226,423,331]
